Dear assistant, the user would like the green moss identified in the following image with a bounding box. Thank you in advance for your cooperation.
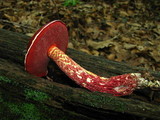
[0,76,12,83]
[0,75,36,88]
[64,0,80,6]
[1,99,75,120]
[48,83,127,112]
[0,75,21,87]
[8,103,21,115]
[24,89,50,102]
[78,92,127,112]
[48,84,127,112]
[8,103,43,120]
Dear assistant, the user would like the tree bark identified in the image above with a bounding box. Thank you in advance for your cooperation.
[0,28,160,120]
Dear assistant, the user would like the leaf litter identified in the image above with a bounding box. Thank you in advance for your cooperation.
[1,0,160,71]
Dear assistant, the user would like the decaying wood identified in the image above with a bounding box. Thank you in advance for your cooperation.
[0,28,160,120]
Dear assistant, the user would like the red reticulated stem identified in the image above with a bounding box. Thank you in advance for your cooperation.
[48,45,141,96]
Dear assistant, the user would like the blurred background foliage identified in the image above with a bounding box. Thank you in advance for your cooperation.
[0,0,160,71]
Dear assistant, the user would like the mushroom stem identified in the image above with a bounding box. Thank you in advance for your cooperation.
[48,45,140,96]
[25,20,160,96]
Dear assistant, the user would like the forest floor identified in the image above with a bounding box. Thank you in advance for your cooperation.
[1,0,160,71]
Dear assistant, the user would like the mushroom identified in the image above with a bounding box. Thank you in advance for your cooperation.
[25,20,160,96]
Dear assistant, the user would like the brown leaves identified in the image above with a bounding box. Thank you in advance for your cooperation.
[1,0,160,71]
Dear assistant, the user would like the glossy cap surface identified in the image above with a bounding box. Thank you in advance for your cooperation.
[24,20,68,77]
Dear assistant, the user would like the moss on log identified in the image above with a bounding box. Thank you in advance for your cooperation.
[0,28,160,120]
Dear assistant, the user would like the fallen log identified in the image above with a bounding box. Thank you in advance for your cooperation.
[0,28,160,120]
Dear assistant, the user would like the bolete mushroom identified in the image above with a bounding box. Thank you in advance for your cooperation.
[25,20,160,96]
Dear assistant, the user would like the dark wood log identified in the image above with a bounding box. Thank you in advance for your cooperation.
[0,28,160,120]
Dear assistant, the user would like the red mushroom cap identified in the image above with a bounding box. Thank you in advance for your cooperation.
[24,20,68,77]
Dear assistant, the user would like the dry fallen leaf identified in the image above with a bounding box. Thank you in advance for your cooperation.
[1,0,160,71]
